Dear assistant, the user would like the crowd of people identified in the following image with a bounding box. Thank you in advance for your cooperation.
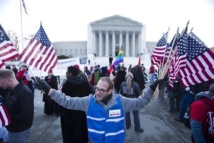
[0,63,214,143]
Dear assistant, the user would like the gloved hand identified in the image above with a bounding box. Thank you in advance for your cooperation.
[164,76,168,81]
[35,77,51,94]
[150,79,164,91]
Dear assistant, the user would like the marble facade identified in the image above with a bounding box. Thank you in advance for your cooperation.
[87,15,146,57]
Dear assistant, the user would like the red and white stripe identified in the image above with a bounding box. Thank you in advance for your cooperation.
[19,39,58,73]
[0,105,11,127]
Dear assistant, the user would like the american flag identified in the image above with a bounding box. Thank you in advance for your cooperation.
[162,36,175,66]
[179,32,214,87]
[0,99,11,127]
[169,27,188,79]
[22,0,28,15]
[158,34,179,80]
[18,25,58,73]
[151,32,168,68]
[0,24,19,68]
[0,61,4,68]
[168,36,178,87]
[168,28,188,87]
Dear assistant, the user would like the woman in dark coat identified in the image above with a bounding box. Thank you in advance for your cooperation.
[113,67,126,93]
[131,65,146,93]
[43,72,58,115]
[59,66,94,143]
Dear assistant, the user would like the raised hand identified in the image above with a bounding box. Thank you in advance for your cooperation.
[150,79,164,91]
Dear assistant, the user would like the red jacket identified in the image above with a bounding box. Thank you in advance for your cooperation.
[149,66,155,74]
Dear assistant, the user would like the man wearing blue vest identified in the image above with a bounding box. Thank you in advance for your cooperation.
[35,76,163,143]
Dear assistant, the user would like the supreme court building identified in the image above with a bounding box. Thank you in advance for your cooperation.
[53,15,152,59]
[87,15,146,58]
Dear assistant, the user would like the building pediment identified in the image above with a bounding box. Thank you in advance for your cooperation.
[90,15,142,27]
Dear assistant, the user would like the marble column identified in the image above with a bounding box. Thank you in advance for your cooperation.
[99,31,102,56]
[93,31,96,54]
[132,32,135,56]
[126,31,129,56]
[105,31,109,56]
[119,31,123,48]
[138,32,142,55]
[112,31,115,56]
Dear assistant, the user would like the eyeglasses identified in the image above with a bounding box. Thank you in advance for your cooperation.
[95,87,109,93]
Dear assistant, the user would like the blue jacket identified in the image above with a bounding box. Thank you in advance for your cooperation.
[87,96,125,143]
[49,88,154,142]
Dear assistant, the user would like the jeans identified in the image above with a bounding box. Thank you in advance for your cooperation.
[179,92,194,120]
[158,85,165,101]
[8,127,32,143]
[125,110,141,130]
[169,91,176,111]
[0,127,8,142]
[150,73,154,82]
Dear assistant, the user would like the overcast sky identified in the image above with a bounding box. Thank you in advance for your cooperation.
[1,0,214,48]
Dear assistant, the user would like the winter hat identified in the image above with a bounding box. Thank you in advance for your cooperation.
[209,84,214,96]
[74,64,80,70]
[195,91,211,100]
[67,66,79,76]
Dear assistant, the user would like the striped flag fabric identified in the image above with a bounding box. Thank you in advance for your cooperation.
[108,48,124,73]
[22,0,28,15]
[18,24,58,73]
[162,34,177,66]
[151,32,168,68]
[0,24,19,68]
[0,61,4,68]
[0,100,11,127]
[179,32,214,87]
[168,27,188,86]
[168,28,187,87]
[161,37,174,86]
[174,28,188,74]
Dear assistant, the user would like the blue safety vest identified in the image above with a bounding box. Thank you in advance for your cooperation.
[87,96,125,143]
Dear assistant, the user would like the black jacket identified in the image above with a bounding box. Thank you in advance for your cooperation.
[58,76,94,143]
[5,82,34,132]
[43,75,58,102]
[131,68,145,91]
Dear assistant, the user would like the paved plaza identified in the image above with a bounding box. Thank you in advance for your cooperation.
[27,56,193,143]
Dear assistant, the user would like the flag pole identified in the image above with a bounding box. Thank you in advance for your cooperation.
[161,28,179,78]
[20,0,24,53]
[152,28,179,99]
[162,21,189,77]
[189,27,194,34]
[159,27,170,78]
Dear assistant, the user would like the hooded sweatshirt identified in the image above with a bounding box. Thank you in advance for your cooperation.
[190,92,214,143]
